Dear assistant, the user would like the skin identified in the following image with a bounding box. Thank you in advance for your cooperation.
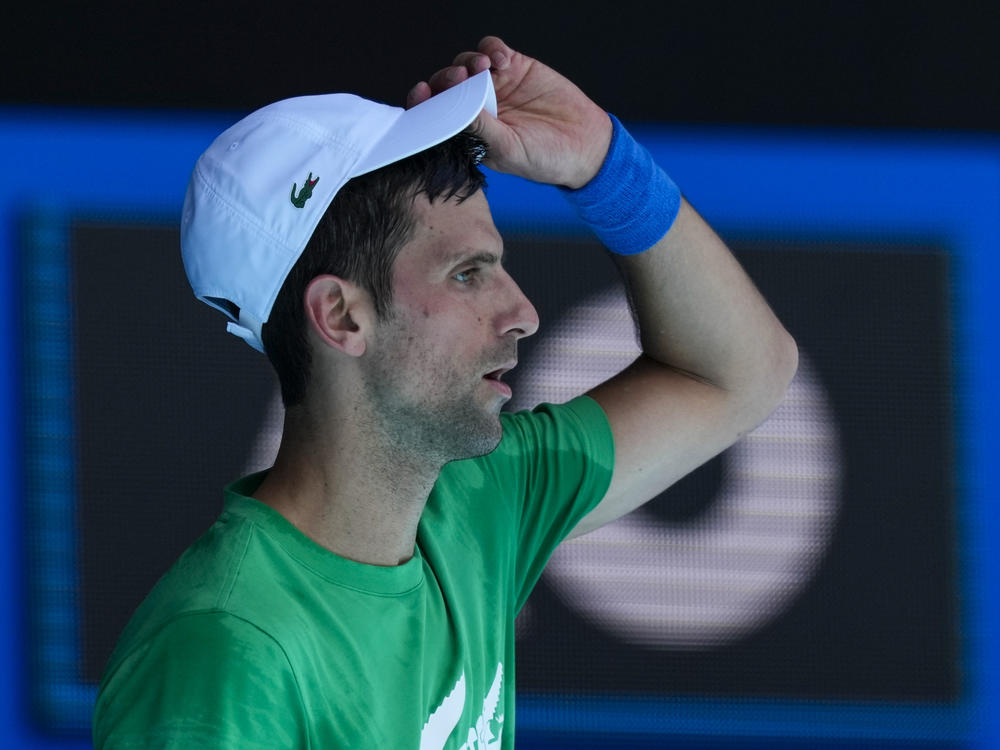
[254,35,798,564]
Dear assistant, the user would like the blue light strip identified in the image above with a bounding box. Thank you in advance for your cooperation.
[1,107,997,747]
[20,209,94,732]
[516,693,971,742]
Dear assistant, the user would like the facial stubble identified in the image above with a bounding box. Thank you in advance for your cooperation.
[362,319,507,467]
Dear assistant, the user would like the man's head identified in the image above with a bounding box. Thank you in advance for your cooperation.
[181,71,539,459]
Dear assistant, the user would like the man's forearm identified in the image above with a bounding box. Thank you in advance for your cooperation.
[616,197,798,427]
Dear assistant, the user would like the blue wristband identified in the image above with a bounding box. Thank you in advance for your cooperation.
[560,114,681,255]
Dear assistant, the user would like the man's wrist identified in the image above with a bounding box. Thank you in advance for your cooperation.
[560,114,681,256]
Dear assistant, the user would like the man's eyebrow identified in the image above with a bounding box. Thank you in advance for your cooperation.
[444,248,505,267]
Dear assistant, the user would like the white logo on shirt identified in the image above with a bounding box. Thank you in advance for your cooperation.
[459,662,503,750]
[420,663,504,750]
[420,672,465,750]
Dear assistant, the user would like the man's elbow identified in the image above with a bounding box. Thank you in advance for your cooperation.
[738,327,799,431]
[772,327,799,397]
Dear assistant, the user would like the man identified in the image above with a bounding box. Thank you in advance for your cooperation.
[93,36,797,748]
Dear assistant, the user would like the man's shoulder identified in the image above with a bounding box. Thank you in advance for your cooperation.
[146,510,258,606]
[499,395,608,429]
[103,509,290,676]
[93,606,305,749]
[494,395,612,459]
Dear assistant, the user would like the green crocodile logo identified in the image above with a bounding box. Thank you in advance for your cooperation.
[290,172,320,208]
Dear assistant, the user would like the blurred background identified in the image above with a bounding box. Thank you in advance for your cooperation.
[3,1,999,748]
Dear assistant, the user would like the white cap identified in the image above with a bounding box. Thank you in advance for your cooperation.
[180,70,497,353]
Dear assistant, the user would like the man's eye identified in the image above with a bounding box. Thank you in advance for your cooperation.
[453,268,479,284]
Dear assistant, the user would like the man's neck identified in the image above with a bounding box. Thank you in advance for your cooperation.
[251,404,443,567]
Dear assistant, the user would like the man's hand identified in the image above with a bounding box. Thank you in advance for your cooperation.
[407,36,612,189]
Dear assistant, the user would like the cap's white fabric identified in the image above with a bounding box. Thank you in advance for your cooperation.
[180,70,497,353]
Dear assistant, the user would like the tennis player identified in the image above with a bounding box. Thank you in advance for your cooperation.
[93,35,796,748]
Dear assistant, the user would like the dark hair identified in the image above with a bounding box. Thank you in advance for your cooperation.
[261,131,488,407]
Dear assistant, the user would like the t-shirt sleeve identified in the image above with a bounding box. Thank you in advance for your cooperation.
[496,395,615,611]
[93,611,308,749]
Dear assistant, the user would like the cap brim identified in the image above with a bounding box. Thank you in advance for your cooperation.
[352,69,497,178]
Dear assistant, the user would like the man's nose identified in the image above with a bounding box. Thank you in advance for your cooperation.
[497,272,539,340]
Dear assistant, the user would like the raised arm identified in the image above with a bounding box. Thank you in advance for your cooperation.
[573,196,797,536]
[410,37,798,537]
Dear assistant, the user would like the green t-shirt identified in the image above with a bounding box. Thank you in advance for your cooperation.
[93,396,614,749]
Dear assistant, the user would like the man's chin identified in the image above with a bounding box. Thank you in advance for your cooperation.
[445,414,503,463]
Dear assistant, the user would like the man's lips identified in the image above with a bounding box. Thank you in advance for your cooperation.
[483,362,516,398]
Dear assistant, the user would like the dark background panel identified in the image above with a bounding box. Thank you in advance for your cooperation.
[4,2,999,132]
[507,237,957,702]
[71,222,278,681]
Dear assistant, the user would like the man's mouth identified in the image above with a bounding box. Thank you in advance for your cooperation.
[483,361,516,382]
[483,362,516,399]
[483,367,510,382]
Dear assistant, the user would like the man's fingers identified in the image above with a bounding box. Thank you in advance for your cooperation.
[405,81,432,109]
[425,52,493,95]
[426,64,471,94]
[410,36,516,105]
[409,56,483,106]
[476,36,513,70]
[450,51,492,73]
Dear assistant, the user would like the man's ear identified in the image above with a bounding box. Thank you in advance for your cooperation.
[303,275,371,357]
